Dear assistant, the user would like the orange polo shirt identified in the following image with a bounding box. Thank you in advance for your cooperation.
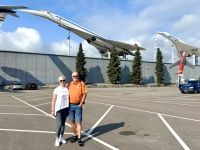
[68,81,87,103]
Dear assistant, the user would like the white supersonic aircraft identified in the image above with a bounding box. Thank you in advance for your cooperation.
[19,9,145,58]
[0,5,28,27]
[157,31,200,58]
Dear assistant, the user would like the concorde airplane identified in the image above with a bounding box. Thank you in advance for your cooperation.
[0,5,28,27]
[19,9,145,58]
[157,32,200,58]
[157,32,197,85]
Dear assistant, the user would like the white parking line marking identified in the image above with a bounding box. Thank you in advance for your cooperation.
[0,105,29,107]
[12,96,119,150]
[39,92,52,95]
[12,96,58,119]
[0,101,21,103]
[87,100,200,122]
[158,114,190,150]
[86,134,119,150]
[88,94,200,107]
[87,105,113,135]
[0,113,47,116]
[161,114,200,122]
[25,97,50,102]
[0,128,72,134]
[34,102,51,106]
[13,92,50,95]
[173,101,200,104]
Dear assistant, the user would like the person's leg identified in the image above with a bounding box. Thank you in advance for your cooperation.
[60,108,68,136]
[55,110,62,138]
[75,105,82,138]
[55,110,62,146]
[75,105,84,146]
[59,108,68,143]
[76,122,82,139]
[71,120,77,136]
[69,104,78,143]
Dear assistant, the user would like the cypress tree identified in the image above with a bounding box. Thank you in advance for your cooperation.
[129,47,143,84]
[76,43,87,82]
[155,48,165,84]
[107,45,121,84]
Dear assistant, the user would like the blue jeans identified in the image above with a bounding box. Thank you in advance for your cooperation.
[55,108,68,138]
[69,104,82,123]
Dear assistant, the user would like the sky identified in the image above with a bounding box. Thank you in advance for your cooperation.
[1,0,200,64]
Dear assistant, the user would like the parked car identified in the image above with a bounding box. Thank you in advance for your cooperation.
[9,83,23,90]
[179,80,200,94]
[25,83,37,90]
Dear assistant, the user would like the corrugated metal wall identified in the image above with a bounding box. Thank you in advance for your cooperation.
[0,51,200,85]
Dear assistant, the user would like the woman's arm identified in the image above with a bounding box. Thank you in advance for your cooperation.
[51,94,57,116]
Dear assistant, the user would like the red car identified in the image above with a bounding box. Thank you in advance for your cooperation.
[25,83,38,90]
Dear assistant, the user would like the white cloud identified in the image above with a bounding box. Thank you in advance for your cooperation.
[49,39,79,56]
[82,41,101,58]
[0,27,44,53]
[0,27,101,58]
[171,14,200,32]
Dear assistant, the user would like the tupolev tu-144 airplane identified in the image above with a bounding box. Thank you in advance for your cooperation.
[157,32,196,85]
[157,31,196,68]
[157,31,200,58]
[19,9,145,58]
[0,5,28,27]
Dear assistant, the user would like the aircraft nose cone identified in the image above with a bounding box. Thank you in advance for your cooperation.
[18,9,38,15]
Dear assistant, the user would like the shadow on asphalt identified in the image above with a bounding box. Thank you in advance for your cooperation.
[82,122,125,143]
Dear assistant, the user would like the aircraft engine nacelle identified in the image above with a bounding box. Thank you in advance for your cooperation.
[91,37,112,48]
[0,9,16,13]
[90,36,135,56]
[86,39,91,43]
[91,36,124,52]
[128,51,135,56]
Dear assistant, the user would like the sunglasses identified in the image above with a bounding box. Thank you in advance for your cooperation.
[73,75,78,78]
[60,80,65,82]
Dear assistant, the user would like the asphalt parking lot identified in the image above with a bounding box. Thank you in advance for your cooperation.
[0,86,200,150]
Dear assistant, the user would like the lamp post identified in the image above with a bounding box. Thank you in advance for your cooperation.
[68,30,70,56]
[172,45,174,63]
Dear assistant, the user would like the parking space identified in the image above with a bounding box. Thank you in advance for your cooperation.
[0,87,200,150]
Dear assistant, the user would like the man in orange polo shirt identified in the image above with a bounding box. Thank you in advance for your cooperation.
[68,71,87,147]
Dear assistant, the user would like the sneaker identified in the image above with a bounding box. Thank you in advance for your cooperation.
[59,137,66,144]
[55,139,60,147]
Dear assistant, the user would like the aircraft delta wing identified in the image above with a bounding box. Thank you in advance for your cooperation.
[157,32,200,58]
[19,9,145,58]
[0,5,28,27]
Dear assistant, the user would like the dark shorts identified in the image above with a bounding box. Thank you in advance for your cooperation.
[69,103,82,123]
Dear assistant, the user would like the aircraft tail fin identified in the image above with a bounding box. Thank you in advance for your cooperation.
[185,59,195,69]
[169,60,180,69]
[0,13,7,27]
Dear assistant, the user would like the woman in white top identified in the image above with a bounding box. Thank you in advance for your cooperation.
[51,75,69,147]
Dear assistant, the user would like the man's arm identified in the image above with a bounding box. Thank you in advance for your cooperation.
[79,82,87,106]
[79,93,87,107]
